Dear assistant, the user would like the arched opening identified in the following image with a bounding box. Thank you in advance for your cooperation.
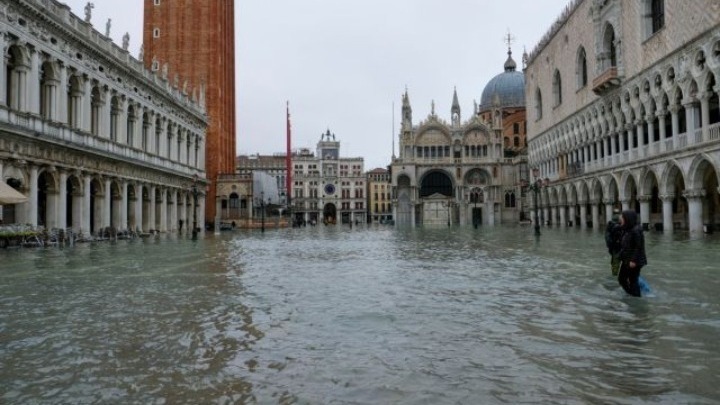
[110,96,120,141]
[154,187,163,230]
[229,192,240,218]
[624,175,639,213]
[37,171,58,229]
[89,178,103,234]
[127,104,136,147]
[66,175,83,231]
[110,181,122,230]
[675,89,686,135]
[603,24,617,69]
[127,184,137,231]
[323,203,337,225]
[420,171,453,198]
[142,112,151,152]
[552,70,562,106]
[535,88,543,120]
[166,123,174,159]
[6,45,29,110]
[591,181,605,225]
[707,74,719,125]
[90,85,102,136]
[469,187,484,227]
[576,46,588,88]
[667,166,687,230]
[142,186,151,232]
[691,160,720,230]
[40,61,58,120]
[2,176,25,224]
[155,116,163,154]
[649,99,660,142]
[661,94,672,138]
[67,75,82,127]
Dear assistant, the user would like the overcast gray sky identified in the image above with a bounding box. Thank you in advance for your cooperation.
[63,0,569,170]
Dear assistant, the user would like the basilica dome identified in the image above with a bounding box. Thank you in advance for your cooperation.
[479,50,525,112]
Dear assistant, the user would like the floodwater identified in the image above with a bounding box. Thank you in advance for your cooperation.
[1,225,719,404]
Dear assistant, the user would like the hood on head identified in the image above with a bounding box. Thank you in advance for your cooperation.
[621,210,638,229]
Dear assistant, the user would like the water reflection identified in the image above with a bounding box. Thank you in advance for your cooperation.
[1,226,719,404]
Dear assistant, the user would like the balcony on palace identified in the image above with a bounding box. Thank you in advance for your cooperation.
[592,67,621,95]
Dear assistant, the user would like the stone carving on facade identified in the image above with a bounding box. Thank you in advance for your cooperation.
[105,18,111,37]
[138,44,144,61]
[122,32,129,51]
[162,63,168,80]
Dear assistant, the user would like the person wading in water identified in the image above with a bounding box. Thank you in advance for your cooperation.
[618,210,647,297]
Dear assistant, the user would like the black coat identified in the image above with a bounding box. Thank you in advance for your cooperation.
[619,210,647,267]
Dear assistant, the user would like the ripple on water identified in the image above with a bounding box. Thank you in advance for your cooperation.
[1,227,719,403]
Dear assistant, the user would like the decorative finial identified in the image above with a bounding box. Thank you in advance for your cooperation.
[504,29,515,51]
[105,18,111,37]
[431,100,436,116]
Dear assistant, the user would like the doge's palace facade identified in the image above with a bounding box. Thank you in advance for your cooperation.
[525,0,720,234]
[0,0,208,235]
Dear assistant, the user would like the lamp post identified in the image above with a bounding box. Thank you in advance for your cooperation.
[526,168,547,236]
[260,191,265,233]
[191,174,199,240]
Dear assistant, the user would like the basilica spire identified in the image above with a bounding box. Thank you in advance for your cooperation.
[451,87,461,126]
[401,87,412,129]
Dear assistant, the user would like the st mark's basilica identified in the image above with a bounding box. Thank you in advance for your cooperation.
[391,49,529,227]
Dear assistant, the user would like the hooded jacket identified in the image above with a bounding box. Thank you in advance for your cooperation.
[604,210,622,254]
[619,210,647,267]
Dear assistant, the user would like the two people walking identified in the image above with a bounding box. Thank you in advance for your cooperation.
[605,209,648,297]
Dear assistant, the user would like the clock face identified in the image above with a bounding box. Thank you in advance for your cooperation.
[324,184,336,195]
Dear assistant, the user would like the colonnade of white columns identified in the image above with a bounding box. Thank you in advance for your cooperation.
[2,163,204,237]
[530,191,710,235]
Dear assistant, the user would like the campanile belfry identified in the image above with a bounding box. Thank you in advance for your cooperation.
[143,0,236,222]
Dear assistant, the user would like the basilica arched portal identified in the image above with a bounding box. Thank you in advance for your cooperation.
[419,170,454,226]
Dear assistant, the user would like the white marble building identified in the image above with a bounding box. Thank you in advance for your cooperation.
[292,130,366,225]
[0,0,208,236]
[390,86,528,228]
[525,0,720,234]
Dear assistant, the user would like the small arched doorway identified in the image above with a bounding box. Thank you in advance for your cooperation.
[323,203,337,225]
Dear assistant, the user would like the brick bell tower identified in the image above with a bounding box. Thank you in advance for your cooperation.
[143,0,236,224]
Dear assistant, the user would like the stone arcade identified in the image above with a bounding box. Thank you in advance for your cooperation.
[0,0,208,236]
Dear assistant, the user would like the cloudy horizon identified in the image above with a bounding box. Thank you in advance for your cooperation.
[63,0,570,170]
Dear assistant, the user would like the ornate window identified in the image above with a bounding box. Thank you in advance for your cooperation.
[603,24,617,69]
[535,88,543,120]
[110,96,120,141]
[552,70,562,106]
[576,47,588,88]
[651,0,664,34]
[504,191,516,208]
[642,0,665,39]
[90,86,101,135]
[127,104,136,146]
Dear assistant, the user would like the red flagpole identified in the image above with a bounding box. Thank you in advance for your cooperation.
[286,101,292,214]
